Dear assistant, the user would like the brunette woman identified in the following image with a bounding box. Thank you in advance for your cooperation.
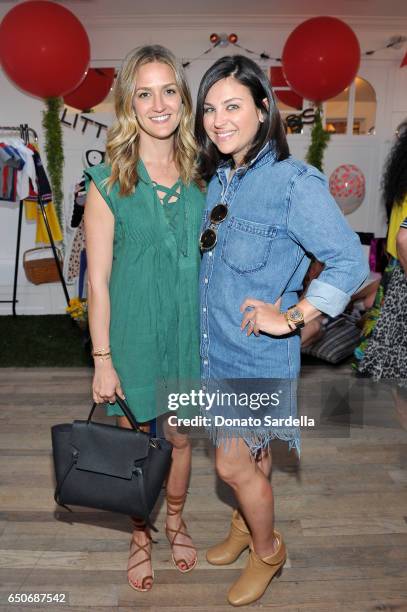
[195,55,368,606]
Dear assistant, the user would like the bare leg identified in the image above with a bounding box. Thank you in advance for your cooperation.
[215,438,277,558]
[255,447,272,479]
[117,415,153,590]
[163,418,197,571]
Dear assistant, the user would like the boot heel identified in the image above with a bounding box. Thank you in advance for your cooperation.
[275,565,283,578]
[227,531,287,606]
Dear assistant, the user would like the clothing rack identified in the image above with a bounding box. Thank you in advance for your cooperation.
[0,124,70,316]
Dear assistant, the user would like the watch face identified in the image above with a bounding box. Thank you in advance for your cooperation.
[290,308,303,322]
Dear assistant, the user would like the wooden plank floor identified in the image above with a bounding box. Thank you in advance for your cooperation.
[0,366,406,611]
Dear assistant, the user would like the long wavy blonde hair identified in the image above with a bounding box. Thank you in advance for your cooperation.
[105,45,198,196]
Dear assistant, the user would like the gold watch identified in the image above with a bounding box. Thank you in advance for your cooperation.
[284,306,305,330]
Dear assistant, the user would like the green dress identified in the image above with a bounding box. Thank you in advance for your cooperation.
[84,160,204,421]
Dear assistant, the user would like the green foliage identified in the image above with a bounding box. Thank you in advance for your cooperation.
[305,107,331,173]
[42,97,64,233]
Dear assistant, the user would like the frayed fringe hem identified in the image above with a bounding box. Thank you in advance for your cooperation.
[204,425,301,459]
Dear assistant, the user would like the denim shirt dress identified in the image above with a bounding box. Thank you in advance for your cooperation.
[199,142,369,456]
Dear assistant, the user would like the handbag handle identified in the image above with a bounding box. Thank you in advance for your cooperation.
[87,396,142,431]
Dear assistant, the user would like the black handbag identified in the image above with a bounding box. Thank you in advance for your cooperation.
[51,397,173,529]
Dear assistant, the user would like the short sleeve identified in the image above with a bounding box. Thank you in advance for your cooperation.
[83,163,115,214]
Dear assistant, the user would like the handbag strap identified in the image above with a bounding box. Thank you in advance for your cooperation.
[87,396,142,431]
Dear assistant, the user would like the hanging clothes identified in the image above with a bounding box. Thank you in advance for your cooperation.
[71,177,86,228]
[65,150,106,290]
[0,137,62,243]
[66,177,86,282]
[23,143,62,244]
[0,138,36,201]
[0,143,24,201]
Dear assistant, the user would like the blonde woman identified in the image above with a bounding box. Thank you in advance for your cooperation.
[84,45,204,591]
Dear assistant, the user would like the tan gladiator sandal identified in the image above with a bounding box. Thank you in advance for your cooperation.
[127,517,154,592]
[227,529,286,606]
[206,509,251,565]
[165,493,197,573]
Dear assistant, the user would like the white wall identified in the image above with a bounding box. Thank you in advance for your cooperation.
[1,10,406,314]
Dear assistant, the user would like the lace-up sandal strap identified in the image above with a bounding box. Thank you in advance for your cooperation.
[131,516,148,531]
[166,492,187,516]
[128,540,152,571]
[127,528,154,592]
[128,536,154,591]
[165,519,195,550]
[165,519,197,573]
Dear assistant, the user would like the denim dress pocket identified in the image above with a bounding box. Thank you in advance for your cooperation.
[221,216,277,274]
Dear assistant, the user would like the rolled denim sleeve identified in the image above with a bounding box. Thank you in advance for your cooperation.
[287,170,369,317]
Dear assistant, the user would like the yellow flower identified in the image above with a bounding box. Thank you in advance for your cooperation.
[66,297,88,322]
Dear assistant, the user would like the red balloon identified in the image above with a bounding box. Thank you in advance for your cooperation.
[282,17,360,102]
[270,66,289,88]
[270,67,303,110]
[0,0,90,98]
[275,90,303,111]
[64,68,115,111]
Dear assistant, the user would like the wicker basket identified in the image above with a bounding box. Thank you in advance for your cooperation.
[23,247,63,285]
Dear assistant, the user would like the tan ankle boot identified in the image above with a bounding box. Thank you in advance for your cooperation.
[206,510,251,565]
[227,530,286,606]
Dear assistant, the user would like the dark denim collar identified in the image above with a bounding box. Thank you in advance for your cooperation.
[216,140,277,180]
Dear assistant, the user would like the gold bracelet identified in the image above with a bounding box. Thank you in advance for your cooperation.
[92,345,110,354]
[92,346,110,357]
[94,354,112,363]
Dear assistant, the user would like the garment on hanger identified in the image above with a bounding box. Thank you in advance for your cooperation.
[0,137,61,242]
[23,143,62,244]
[65,148,106,287]
[29,145,53,203]
[71,178,86,228]
[0,143,24,201]
[0,138,36,201]
[66,178,86,281]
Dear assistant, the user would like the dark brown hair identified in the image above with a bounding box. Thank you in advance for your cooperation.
[195,55,289,181]
[382,120,407,219]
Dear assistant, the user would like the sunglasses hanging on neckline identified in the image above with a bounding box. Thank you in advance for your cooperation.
[199,203,228,251]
